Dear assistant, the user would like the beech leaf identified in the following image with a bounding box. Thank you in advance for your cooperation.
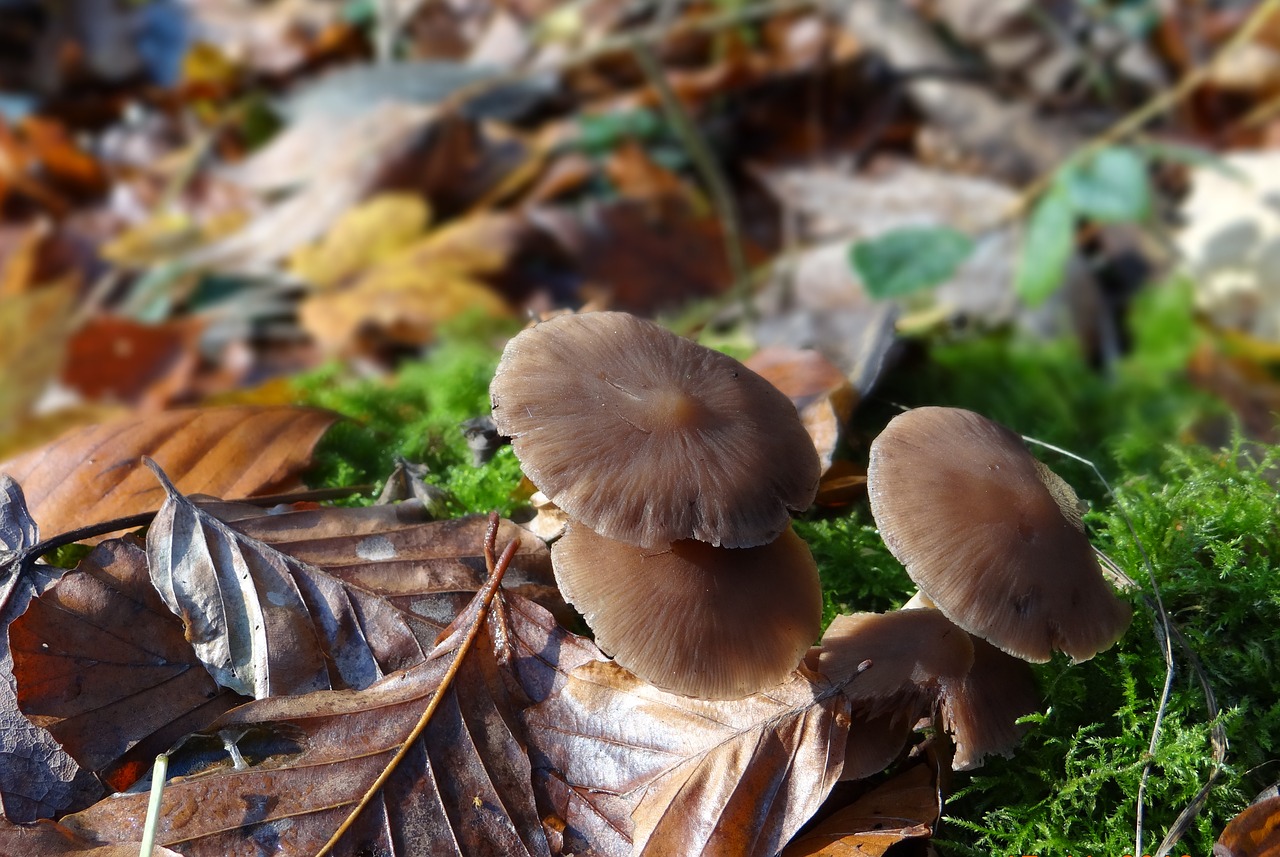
[10,538,245,791]
[523,660,850,857]
[0,475,104,822]
[0,405,338,540]
[145,461,426,698]
[59,589,555,857]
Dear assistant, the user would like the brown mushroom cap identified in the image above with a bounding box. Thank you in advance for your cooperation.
[490,312,821,548]
[816,609,975,720]
[939,634,1040,771]
[867,406,1131,663]
[551,521,822,699]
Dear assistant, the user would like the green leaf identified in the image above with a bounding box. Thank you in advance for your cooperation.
[1015,186,1075,306]
[849,226,974,299]
[1060,146,1151,223]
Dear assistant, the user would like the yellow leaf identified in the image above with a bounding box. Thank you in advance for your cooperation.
[288,192,431,289]
[0,276,78,436]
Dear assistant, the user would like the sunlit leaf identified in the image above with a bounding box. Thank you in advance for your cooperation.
[1014,186,1074,306]
[849,226,974,300]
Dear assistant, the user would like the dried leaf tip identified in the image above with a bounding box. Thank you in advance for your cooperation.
[867,406,1131,663]
[490,311,821,548]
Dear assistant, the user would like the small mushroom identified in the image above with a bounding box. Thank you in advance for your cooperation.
[490,311,820,548]
[867,406,1131,663]
[817,609,974,719]
[817,607,1040,773]
[551,521,822,699]
[939,634,1040,771]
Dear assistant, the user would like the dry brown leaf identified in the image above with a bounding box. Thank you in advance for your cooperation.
[186,103,438,271]
[781,762,939,856]
[0,277,78,439]
[523,660,849,856]
[10,537,246,791]
[0,818,179,856]
[60,316,203,408]
[0,405,338,540]
[146,464,426,698]
[0,476,105,822]
[1216,794,1280,857]
[59,589,560,856]
[745,346,856,472]
[220,504,567,638]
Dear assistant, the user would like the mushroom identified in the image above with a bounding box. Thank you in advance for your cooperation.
[489,311,821,549]
[817,607,1040,773]
[550,521,822,699]
[867,406,1131,663]
[939,634,1040,771]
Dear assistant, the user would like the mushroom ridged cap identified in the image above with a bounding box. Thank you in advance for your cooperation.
[867,407,1131,663]
[817,609,974,719]
[490,312,821,549]
[939,635,1040,771]
[551,522,822,699]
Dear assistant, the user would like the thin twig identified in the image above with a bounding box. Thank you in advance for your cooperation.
[631,41,755,322]
[313,511,518,857]
[1004,0,1280,223]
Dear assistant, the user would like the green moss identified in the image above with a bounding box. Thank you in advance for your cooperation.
[294,319,526,517]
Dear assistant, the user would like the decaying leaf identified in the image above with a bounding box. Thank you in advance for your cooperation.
[288,192,432,290]
[58,589,555,857]
[745,346,856,472]
[145,462,426,698]
[1216,794,1280,857]
[0,476,105,822]
[0,405,338,540]
[0,818,179,856]
[781,762,939,856]
[523,660,850,857]
[10,537,246,791]
[218,502,567,637]
[299,212,518,354]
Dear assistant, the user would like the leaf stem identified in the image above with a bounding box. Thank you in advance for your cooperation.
[313,511,518,857]
[137,753,169,857]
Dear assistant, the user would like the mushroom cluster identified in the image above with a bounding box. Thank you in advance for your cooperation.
[811,406,1132,771]
[490,311,824,700]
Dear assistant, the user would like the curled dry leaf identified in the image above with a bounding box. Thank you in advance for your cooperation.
[58,590,558,857]
[745,346,856,472]
[145,462,426,699]
[0,405,338,540]
[10,537,246,792]
[523,659,849,857]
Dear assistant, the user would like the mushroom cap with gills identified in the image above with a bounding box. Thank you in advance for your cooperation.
[551,522,823,699]
[867,406,1132,663]
[490,311,821,549]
